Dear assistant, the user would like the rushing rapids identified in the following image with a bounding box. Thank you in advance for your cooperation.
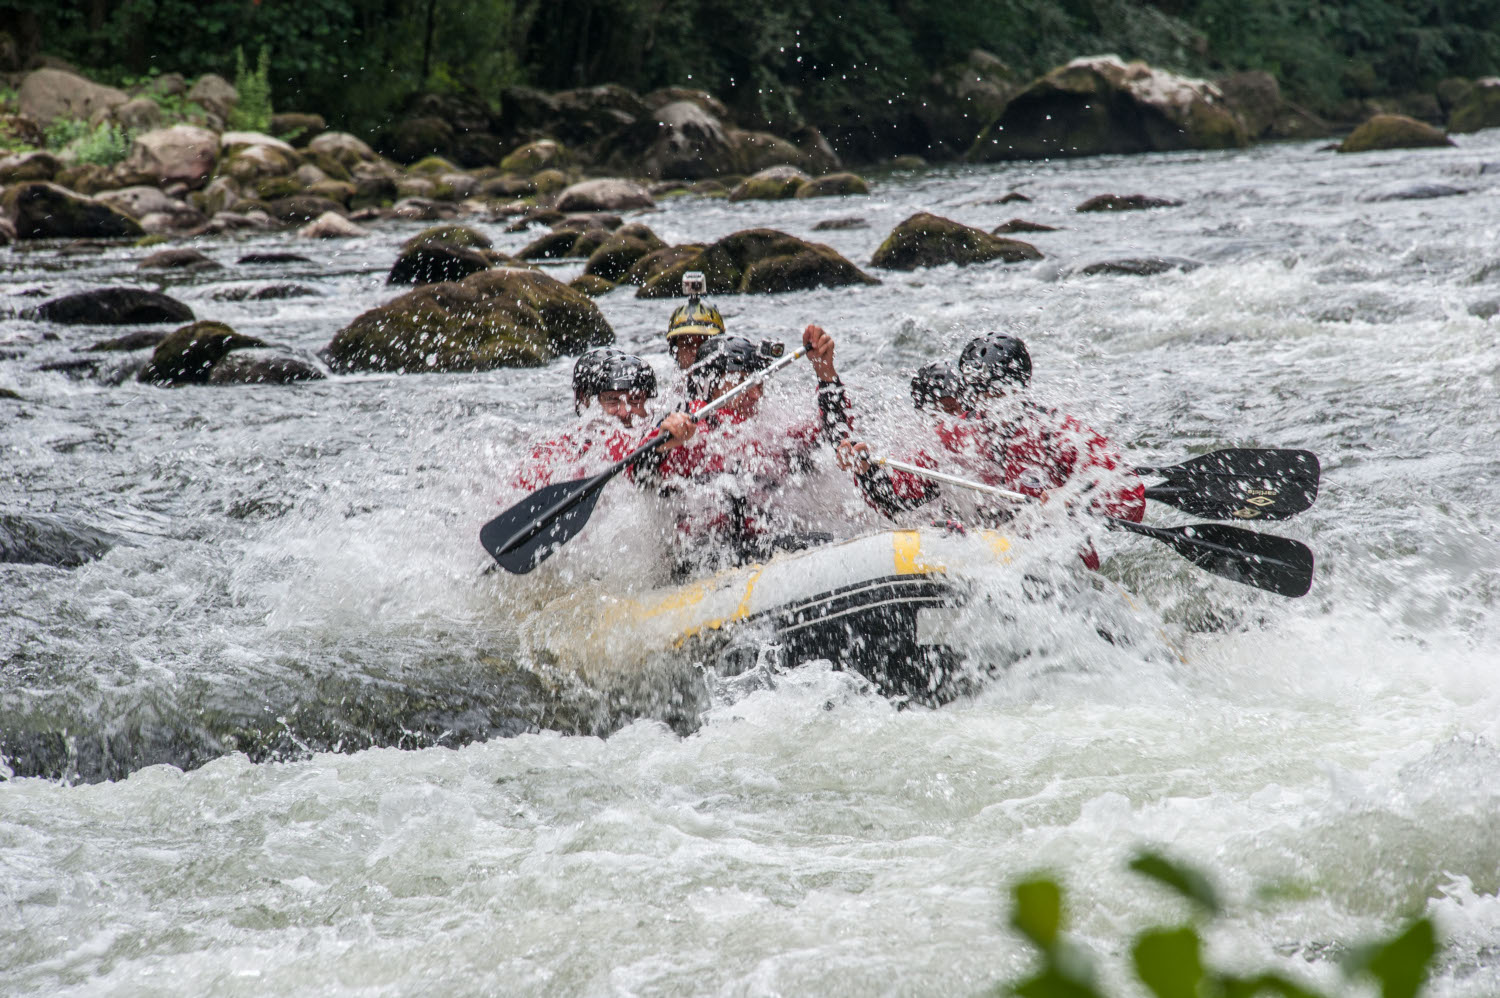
[3,134,1500,995]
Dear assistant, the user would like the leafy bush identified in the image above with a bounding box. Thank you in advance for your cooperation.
[38,117,134,166]
[998,851,1440,998]
[71,122,133,166]
[228,45,273,133]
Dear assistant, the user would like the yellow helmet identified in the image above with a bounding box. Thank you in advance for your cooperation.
[666,300,725,340]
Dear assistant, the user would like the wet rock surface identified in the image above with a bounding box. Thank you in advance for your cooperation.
[871,212,1042,270]
[138,321,271,385]
[24,288,195,325]
[636,229,878,297]
[0,511,115,568]
[2,182,144,240]
[969,56,1247,161]
[1338,114,1453,153]
[326,267,614,372]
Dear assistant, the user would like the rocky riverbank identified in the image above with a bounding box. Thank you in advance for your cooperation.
[3,56,1498,385]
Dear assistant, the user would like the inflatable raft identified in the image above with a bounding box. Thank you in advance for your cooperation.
[525,527,1173,703]
[534,527,1112,699]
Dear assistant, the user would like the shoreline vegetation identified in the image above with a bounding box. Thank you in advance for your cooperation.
[0,3,1496,379]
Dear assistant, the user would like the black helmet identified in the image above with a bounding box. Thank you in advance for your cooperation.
[573,349,619,405]
[958,334,1031,391]
[910,362,967,410]
[688,335,771,398]
[598,353,658,398]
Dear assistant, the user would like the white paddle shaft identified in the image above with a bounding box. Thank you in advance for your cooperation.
[875,455,1030,504]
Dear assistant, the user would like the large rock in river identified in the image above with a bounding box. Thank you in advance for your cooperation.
[582,223,666,282]
[968,55,1247,161]
[23,288,193,325]
[388,224,502,285]
[325,268,614,373]
[554,178,654,212]
[138,321,271,385]
[637,229,879,298]
[871,213,1042,271]
[728,166,810,202]
[207,352,326,385]
[2,183,144,239]
[1337,114,1453,153]
[0,512,114,568]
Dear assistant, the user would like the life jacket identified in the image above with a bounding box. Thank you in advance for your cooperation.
[509,419,634,493]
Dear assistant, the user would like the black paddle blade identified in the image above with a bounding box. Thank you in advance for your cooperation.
[479,475,607,574]
[1139,449,1320,521]
[1155,522,1315,597]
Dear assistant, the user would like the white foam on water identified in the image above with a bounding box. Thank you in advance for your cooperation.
[5,132,1500,994]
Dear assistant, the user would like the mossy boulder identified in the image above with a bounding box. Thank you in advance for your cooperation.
[404,224,492,252]
[728,166,810,202]
[637,229,879,298]
[207,353,326,385]
[1337,114,1453,153]
[1075,193,1183,212]
[582,223,667,282]
[568,274,617,298]
[795,173,870,198]
[23,288,192,325]
[409,155,459,175]
[968,55,1247,161]
[621,245,705,286]
[532,169,568,195]
[517,227,607,261]
[255,175,305,200]
[307,132,380,171]
[0,151,62,183]
[305,179,356,205]
[871,212,1042,270]
[352,174,398,209]
[500,139,567,174]
[219,142,300,182]
[389,225,501,285]
[731,131,807,173]
[138,321,270,385]
[2,183,143,240]
[1448,80,1500,134]
[325,268,614,373]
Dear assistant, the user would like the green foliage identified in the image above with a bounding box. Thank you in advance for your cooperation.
[1128,851,1221,915]
[228,46,274,132]
[71,122,133,166]
[41,118,134,166]
[43,117,92,150]
[1346,919,1439,998]
[997,850,1442,998]
[19,0,1500,135]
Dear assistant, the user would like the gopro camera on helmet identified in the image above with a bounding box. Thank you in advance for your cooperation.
[759,340,785,359]
[682,270,707,299]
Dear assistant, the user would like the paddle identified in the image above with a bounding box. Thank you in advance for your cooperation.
[1136,448,1320,521]
[481,347,806,574]
[874,456,1315,597]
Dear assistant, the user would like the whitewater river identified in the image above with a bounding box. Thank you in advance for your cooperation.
[3,133,1499,995]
